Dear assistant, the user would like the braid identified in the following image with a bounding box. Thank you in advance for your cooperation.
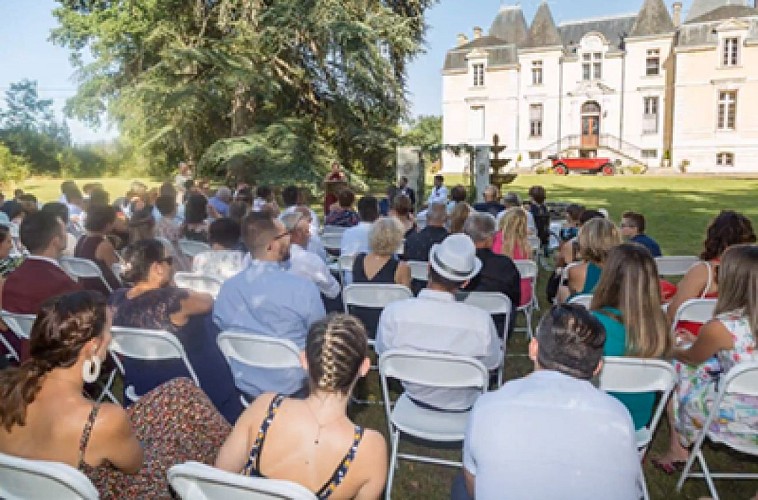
[0,360,52,431]
[307,313,368,394]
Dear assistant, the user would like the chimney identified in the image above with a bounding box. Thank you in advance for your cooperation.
[672,2,682,28]
[457,33,469,46]
[473,26,483,39]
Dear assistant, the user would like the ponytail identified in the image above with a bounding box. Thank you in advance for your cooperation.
[0,360,52,431]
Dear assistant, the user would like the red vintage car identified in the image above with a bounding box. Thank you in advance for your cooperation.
[550,156,615,175]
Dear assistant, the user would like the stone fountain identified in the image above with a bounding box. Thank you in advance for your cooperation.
[489,134,517,192]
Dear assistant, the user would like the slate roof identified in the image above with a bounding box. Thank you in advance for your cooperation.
[630,0,675,36]
[558,14,637,52]
[489,6,529,47]
[686,0,750,23]
[686,4,758,23]
[442,36,518,71]
[525,2,563,48]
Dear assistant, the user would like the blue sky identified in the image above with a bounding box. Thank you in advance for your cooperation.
[0,0,695,143]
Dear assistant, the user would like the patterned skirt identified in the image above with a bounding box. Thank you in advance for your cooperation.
[84,377,232,498]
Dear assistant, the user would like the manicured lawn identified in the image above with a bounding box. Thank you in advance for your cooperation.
[17,174,758,499]
[16,177,160,204]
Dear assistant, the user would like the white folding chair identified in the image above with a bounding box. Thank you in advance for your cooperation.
[568,293,593,309]
[337,254,355,286]
[406,260,429,283]
[168,461,317,500]
[110,263,123,285]
[513,259,538,339]
[655,256,699,277]
[0,310,35,362]
[379,349,489,500]
[322,225,347,235]
[676,361,758,499]
[342,284,413,336]
[174,272,222,298]
[456,291,511,385]
[0,451,99,500]
[670,298,717,334]
[598,357,678,500]
[320,233,342,254]
[216,332,302,407]
[59,256,113,293]
[178,239,211,258]
[108,326,200,403]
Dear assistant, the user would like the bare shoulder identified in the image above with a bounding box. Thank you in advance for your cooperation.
[93,403,132,434]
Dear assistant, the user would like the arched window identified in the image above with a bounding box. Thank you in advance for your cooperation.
[581,101,601,115]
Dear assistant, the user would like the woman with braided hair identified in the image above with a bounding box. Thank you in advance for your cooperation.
[0,290,230,498]
[216,313,388,499]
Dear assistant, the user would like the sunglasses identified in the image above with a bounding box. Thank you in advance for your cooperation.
[272,230,291,241]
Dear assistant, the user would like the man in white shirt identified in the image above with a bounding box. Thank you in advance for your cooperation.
[456,304,641,500]
[282,209,340,300]
[339,195,379,256]
[376,234,501,411]
[426,174,448,206]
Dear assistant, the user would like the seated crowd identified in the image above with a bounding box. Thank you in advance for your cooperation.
[0,171,756,499]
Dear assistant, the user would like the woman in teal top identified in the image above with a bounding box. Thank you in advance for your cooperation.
[591,244,673,430]
[558,218,620,303]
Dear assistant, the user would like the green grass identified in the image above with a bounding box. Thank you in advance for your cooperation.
[16,176,160,203]
[22,174,758,499]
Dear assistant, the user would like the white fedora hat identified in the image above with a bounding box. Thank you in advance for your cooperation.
[428,234,482,282]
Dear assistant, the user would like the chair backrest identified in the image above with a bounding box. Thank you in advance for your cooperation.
[597,357,677,444]
[513,259,538,281]
[407,260,429,282]
[59,256,113,293]
[108,326,200,386]
[379,349,489,391]
[568,293,593,309]
[322,225,347,235]
[320,233,342,252]
[670,298,717,333]
[337,254,355,284]
[168,461,317,500]
[527,235,541,252]
[217,332,301,371]
[0,452,99,500]
[0,310,35,340]
[342,284,413,310]
[457,291,512,316]
[178,239,211,258]
[174,272,222,298]
[720,361,758,398]
[654,256,699,277]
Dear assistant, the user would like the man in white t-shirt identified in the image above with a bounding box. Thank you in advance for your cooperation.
[456,304,641,500]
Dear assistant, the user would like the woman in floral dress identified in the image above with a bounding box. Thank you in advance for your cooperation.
[655,244,758,470]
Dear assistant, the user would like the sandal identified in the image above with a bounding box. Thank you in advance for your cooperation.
[651,457,687,475]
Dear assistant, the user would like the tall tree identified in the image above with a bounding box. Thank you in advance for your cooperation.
[51,0,437,180]
[0,79,71,173]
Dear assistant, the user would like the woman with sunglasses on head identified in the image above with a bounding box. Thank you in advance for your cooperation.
[106,239,241,421]
[0,291,230,498]
[216,313,388,499]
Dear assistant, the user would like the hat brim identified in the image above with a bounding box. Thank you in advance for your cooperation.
[429,244,482,282]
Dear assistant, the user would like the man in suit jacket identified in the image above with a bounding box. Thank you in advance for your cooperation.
[2,211,81,360]
[397,176,416,208]
[462,212,520,337]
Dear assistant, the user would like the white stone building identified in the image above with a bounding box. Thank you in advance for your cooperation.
[441,0,758,173]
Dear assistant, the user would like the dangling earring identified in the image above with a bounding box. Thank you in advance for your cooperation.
[82,355,102,383]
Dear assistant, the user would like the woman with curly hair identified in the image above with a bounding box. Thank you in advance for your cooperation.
[216,313,387,499]
[667,210,756,333]
[0,291,230,498]
[493,207,533,308]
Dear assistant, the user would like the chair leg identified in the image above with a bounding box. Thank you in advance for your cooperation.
[385,430,400,500]
[639,470,649,500]
[676,426,709,492]
[525,308,533,340]
[697,450,719,500]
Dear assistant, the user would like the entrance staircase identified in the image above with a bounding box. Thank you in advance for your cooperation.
[532,134,649,170]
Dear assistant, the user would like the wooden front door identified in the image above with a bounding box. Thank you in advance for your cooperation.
[581,115,599,149]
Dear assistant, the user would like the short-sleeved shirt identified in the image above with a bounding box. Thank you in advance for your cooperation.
[631,234,662,257]
[464,370,641,500]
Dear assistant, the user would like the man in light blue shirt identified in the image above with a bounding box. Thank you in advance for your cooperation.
[214,212,326,397]
[208,186,232,218]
